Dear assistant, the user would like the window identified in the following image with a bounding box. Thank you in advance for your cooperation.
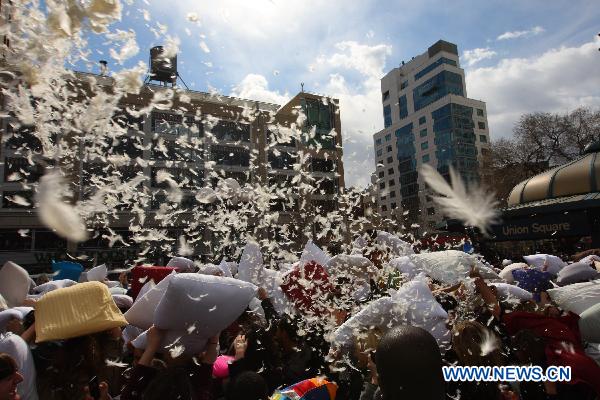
[421,141,429,150]
[383,105,392,128]
[478,121,486,130]
[399,95,408,119]
[400,80,408,90]
[389,179,395,186]
[413,71,464,111]
[386,145,392,152]
[427,207,436,215]
[390,191,396,198]
[387,156,393,163]
[388,168,394,174]
[381,196,386,201]
[383,91,390,101]
[376,149,383,156]
[385,134,391,142]
[419,116,426,125]
[381,205,388,212]
[376,138,382,145]
[420,129,428,137]
[379,182,385,189]
[477,108,484,117]
[391,202,397,209]
[422,154,430,163]
[414,57,458,81]
[479,135,488,143]
[378,171,384,178]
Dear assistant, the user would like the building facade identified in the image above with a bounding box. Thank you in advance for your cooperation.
[0,68,345,269]
[372,40,490,230]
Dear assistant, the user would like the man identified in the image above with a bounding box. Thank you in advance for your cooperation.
[0,353,23,400]
[362,325,445,400]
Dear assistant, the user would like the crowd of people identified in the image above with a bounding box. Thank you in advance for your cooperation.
[1,231,600,400]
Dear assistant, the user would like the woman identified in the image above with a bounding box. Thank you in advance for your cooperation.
[0,353,23,400]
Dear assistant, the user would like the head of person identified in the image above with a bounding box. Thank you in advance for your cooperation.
[374,325,445,400]
[353,328,382,370]
[227,371,268,400]
[451,321,504,367]
[0,353,23,400]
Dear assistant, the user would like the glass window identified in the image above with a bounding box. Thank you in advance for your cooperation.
[381,205,388,212]
[390,191,396,198]
[421,141,429,150]
[420,129,428,137]
[383,105,392,128]
[385,134,391,142]
[388,168,394,174]
[419,116,426,125]
[414,57,458,81]
[422,154,430,163]
[479,135,488,143]
[389,179,395,186]
[387,145,392,152]
[399,95,408,119]
[391,202,397,209]
[413,71,464,111]
[478,121,486,130]
[376,138,382,145]
[427,207,436,215]
[379,182,385,189]
[400,80,408,90]
[376,149,383,156]
[383,91,390,101]
[387,156,393,163]
[477,108,484,117]
[378,171,384,178]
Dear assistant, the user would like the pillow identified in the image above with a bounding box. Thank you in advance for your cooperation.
[499,263,527,283]
[124,272,175,330]
[217,260,234,278]
[166,257,196,272]
[0,309,22,332]
[579,255,600,266]
[35,281,127,342]
[489,282,533,302]
[300,240,331,267]
[548,280,600,315]
[326,255,374,277]
[213,355,235,379]
[556,262,600,286]
[263,268,294,316]
[376,231,414,256]
[237,241,265,286]
[578,303,600,343]
[523,254,566,276]
[153,274,257,338]
[11,307,33,319]
[410,250,499,284]
[389,256,421,280]
[34,279,78,294]
[391,275,448,322]
[131,328,208,356]
[511,269,553,296]
[280,262,335,316]
[86,264,108,282]
[198,264,223,276]
[0,262,31,308]
[130,266,177,299]
[137,280,156,300]
[112,294,133,310]
[51,261,83,282]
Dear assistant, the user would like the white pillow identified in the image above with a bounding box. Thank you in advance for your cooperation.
[11,307,33,319]
[237,241,265,286]
[124,272,175,329]
[0,262,31,307]
[217,260,234,278]
[137,280,156,300]
[327,254,374,277]
[523,254,566,275]
[167,257,196,272]
[489,282,533,301]
[131,328,208,356]
[391,275,448,323]
[109,287,128,295]
[198,264,223,276]
[376,231,414,256]
[0,309,22,332]
[410,250,499,284]
[263,268,294,315]
[300,240,331,267]
[548,280,600,315]
[389,256,421,280]
[153,274,257,338]
[33,279,77,295]
[87,264,108,282]
[557,262,600,286]
[105,281,121,288]
[499,263,527,283]
[578,303,600,343]
[580,255,600,266]
[112,294,133,309]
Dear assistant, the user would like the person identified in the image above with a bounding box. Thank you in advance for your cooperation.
[0,333,38,400]
[0,353,23,400]
[226,371,268,400]
[363,325,445,400]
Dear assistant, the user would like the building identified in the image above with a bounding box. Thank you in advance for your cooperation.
[0,57,345,269]
[372,40,490,231]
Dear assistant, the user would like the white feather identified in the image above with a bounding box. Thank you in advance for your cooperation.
[421,164,499,235]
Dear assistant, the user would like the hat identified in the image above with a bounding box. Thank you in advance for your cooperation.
[35,282,127,342]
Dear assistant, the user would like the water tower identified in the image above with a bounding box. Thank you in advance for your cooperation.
[145,46,188,88]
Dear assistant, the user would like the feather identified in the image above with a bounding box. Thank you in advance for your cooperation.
[421,164,499,235]
[36,170,88,243]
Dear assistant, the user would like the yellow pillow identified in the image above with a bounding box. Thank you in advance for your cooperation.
[35,281,127,342]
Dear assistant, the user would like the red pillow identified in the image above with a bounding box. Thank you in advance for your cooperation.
[130,266,177,299]
[280,261,335,316]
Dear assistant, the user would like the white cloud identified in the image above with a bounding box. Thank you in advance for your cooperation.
[466,36,600,139]
[462,47,497,66]
[315,41,392,79]
[230,73,289,105]
[497,26,545,41]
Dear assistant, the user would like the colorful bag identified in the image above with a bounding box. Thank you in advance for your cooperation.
[271,377,337,400]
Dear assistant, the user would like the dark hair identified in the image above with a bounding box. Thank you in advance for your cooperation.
[227,371,268,400]
[374,325,445,400]
[0,353,17,381]
[142,366,194,400]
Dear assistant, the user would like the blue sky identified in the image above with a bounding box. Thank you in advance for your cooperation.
[81,0,600,187]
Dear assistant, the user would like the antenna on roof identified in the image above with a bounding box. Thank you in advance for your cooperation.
[301,82,304,92]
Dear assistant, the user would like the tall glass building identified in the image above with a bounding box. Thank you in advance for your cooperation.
[372,40,490,230]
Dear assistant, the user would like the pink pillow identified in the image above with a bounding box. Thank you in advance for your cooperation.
[212,355,235,379]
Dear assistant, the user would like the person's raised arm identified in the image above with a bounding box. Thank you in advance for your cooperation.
[138,326,165,367]
[470,266,501,319]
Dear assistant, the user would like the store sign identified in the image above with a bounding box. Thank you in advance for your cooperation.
[491,212,591,241]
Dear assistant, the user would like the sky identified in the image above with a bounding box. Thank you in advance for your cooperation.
[81,0,600,188]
